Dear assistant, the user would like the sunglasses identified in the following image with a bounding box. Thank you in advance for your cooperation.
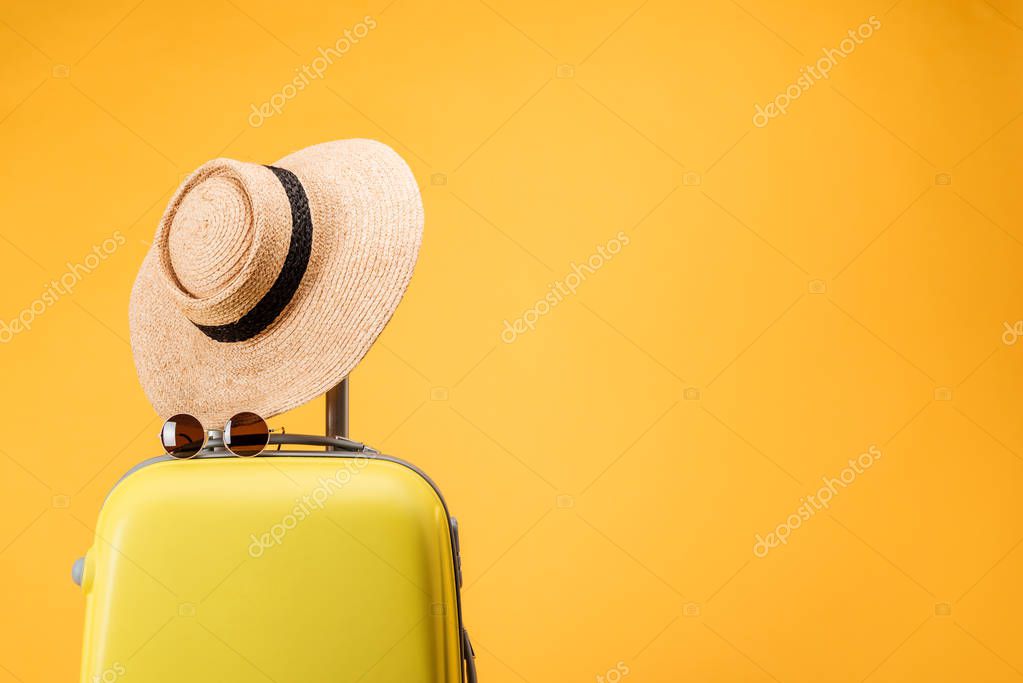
[160,412,271,459]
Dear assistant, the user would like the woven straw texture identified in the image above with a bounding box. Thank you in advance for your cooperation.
[129,139,423,425]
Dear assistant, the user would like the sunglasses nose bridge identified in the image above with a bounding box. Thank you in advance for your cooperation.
[161,413,269,458]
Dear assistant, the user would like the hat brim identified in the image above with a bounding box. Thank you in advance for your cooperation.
[129,139,423,426]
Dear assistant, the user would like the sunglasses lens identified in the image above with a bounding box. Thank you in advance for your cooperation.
[225,412,269,457]
[160,414,205,458]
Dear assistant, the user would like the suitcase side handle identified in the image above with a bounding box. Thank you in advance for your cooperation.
[462,628,477,683]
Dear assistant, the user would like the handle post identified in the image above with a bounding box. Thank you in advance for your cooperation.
[325,377,349,446]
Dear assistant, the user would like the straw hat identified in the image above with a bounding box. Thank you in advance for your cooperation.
[129,139,423,426]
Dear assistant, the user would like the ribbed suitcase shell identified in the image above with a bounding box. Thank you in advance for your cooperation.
[78,453,464,682]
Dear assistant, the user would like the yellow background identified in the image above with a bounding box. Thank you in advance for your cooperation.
[1,0,1021,681]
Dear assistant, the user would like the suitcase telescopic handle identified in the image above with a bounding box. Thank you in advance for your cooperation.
[325,377,349,447]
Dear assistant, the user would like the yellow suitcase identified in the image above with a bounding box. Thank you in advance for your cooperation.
[73,402,475,682]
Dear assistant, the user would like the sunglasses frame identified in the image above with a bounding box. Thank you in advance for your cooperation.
[223,411,272,458]
[159,412,272,459]
[160,414,207,460]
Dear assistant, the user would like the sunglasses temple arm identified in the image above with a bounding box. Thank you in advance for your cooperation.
[203,433,373,454]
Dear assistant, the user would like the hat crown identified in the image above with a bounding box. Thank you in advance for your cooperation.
[155,161,292,328]
[167,176,253,298]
